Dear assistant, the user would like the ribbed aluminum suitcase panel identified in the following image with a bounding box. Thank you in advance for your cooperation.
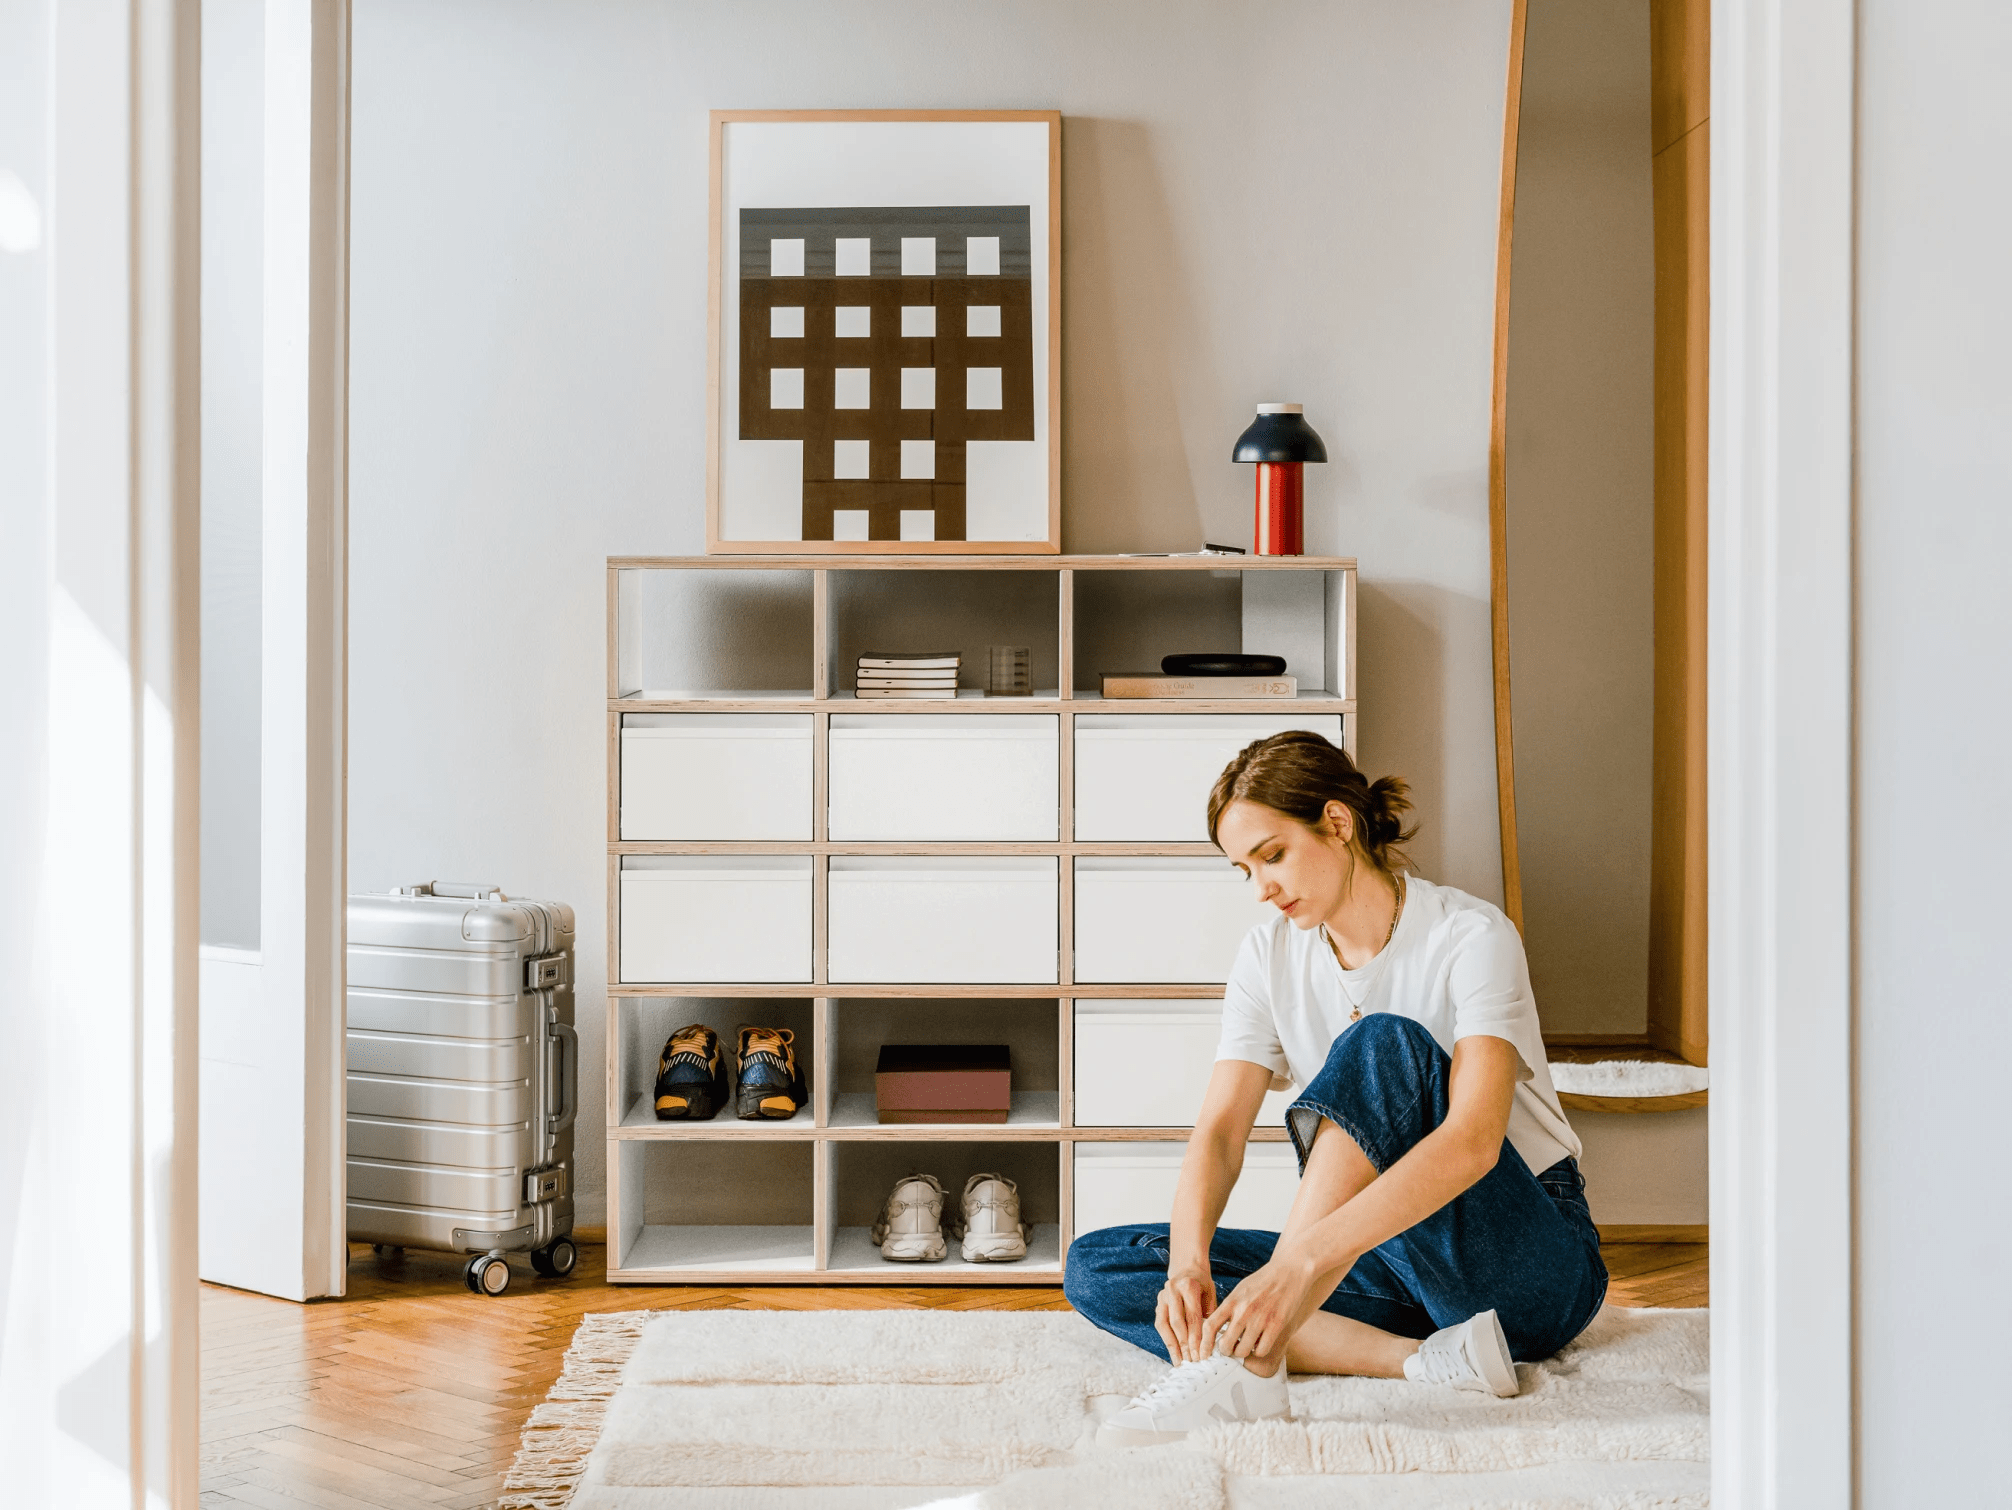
[346,1028,532,1082]
[347,1114,524,1168]
[345,887,576,1259]
[346,986,525,1039]
[347,1072,533,1126]
[348,1157,523,1211]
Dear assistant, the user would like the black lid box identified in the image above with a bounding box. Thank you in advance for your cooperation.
[874,1044,1011,1125]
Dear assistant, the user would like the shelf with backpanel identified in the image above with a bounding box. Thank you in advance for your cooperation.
[604,553,1356,1284]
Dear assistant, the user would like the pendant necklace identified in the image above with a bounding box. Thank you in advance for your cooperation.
[1329,873,1406,1022]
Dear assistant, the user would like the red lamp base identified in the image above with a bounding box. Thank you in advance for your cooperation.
[1254,461,1304,555]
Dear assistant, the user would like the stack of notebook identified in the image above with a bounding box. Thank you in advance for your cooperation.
[856,650,960,700]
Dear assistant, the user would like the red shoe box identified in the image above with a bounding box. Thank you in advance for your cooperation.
[874,1044,1011,1124]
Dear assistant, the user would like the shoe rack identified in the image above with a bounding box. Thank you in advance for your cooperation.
[604,554,1357,1284]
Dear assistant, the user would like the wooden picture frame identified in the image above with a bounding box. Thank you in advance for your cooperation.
[706,110,1062,556]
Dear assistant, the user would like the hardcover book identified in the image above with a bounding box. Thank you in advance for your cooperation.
[1099,673,1298,699]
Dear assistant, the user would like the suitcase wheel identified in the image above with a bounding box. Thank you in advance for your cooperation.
[531,1237,578,1280]
[464,1253,511,1296]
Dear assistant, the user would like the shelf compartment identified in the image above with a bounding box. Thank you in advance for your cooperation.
[826,569,1062,697]
[618,855,812,983]
[827,996,1059,1129]
[614,568,816,699]
[613,996,816,1133]
[610,1138,817,1277]
[827,857,1057,984]
[1074,713,1346,842]
[828,714,1058,841]
[827,1139,1063,1275]
[1071,567,1351,700]
[1073,857,1272,983]
[620,714,813,841]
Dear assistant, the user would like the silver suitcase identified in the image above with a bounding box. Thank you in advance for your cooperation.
[345,881,578,1295]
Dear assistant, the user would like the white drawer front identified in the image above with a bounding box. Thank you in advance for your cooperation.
[1073,858,1272,983]
[618,857,812,983]
[827,857,1058,983]
[621,715,813,841]
[1072,1143,1300,1235]
[828,715,1058,840]
[1074,715,1345,841]
[1073,1002,1296,1127]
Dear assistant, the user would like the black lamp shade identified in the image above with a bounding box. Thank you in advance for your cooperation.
[1232,408,1328,464]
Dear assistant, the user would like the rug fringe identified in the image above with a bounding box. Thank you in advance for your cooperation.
[497,1311,657,1509]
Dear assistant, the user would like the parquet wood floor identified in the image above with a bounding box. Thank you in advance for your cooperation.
[200,1237,1707,1510]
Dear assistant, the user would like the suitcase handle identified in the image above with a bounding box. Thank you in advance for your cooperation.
[548,1022,578,1134]
[408,880,507,901]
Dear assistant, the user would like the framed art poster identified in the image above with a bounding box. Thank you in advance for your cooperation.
[707,110,1061,554]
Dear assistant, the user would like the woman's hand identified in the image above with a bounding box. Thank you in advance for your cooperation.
[1155,1264,1219,1363]
[1209,1242,1327,1366]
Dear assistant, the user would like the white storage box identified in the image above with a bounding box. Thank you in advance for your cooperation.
[618,856,811,983]
[828,714,1058,841]
[621,714,812,841]
[1073,858,1272,983]
[827,857,1057,983]
[1072,1142,1299,1234]
[1074,714,1345,841]
[1073,1001,1296,1127]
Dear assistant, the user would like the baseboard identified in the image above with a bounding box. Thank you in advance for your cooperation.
[1597,1223,1707,1243]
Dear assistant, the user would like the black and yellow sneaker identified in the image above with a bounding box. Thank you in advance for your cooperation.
[735,1025,807,1120]
[654,1024,728,1120]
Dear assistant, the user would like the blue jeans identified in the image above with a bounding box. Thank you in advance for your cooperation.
[1064,1013,1608,1363]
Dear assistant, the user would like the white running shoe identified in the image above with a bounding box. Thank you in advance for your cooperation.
[871,1173,955,1262]
[959,1172,1032,1262]
[1402,1309,1520,1397]
[1098,1353,1292,1448]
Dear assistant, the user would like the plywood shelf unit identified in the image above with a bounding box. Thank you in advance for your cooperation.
[604,553,1356,1284]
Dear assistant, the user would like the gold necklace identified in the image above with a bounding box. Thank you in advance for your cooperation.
[1331,873,1406,1022]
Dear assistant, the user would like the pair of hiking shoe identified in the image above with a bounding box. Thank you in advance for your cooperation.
[870,1172,1032,1263]
[653,1024,806,1121]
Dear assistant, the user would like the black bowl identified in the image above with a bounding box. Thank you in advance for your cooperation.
[1161,653,1288,677]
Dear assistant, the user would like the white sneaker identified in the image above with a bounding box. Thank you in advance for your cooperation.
[1098,1353,1291,1448]
[959,1172,1032,1262]
[1402,1309,1520,1397]
[871,1173,954,1262]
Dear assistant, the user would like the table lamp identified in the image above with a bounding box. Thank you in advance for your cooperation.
[1232,403,1328,555]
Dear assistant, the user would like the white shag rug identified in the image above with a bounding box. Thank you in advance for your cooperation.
[501,1306,1709,1509]
[1549,1061,1709,1098]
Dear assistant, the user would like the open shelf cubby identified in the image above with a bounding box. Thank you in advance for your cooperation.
[605,554,1355,1283]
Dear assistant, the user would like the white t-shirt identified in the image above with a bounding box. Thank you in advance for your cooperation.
[1215,873,1581,1174]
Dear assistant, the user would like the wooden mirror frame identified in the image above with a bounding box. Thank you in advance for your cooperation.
[1487,0,1710,1064]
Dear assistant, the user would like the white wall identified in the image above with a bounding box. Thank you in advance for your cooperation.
[1504,0,1656,1037]
[346,0,1516,1216]
[1855,1,2012,1497]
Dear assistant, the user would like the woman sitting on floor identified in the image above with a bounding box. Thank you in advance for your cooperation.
[1064,731,1606,1447]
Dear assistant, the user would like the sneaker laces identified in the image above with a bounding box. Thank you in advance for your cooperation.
[963,1174,1029,1237]
[1130,1354,1237,1410]
[738,1026,796,1078]
[1407,1334,1474,1386]
[876,1175,957,1238]
[661,1026,715,1075]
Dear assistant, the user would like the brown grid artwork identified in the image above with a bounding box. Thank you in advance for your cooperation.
[739,206,1037,543]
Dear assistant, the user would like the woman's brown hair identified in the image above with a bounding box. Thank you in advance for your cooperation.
[1206,731,1419,873]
